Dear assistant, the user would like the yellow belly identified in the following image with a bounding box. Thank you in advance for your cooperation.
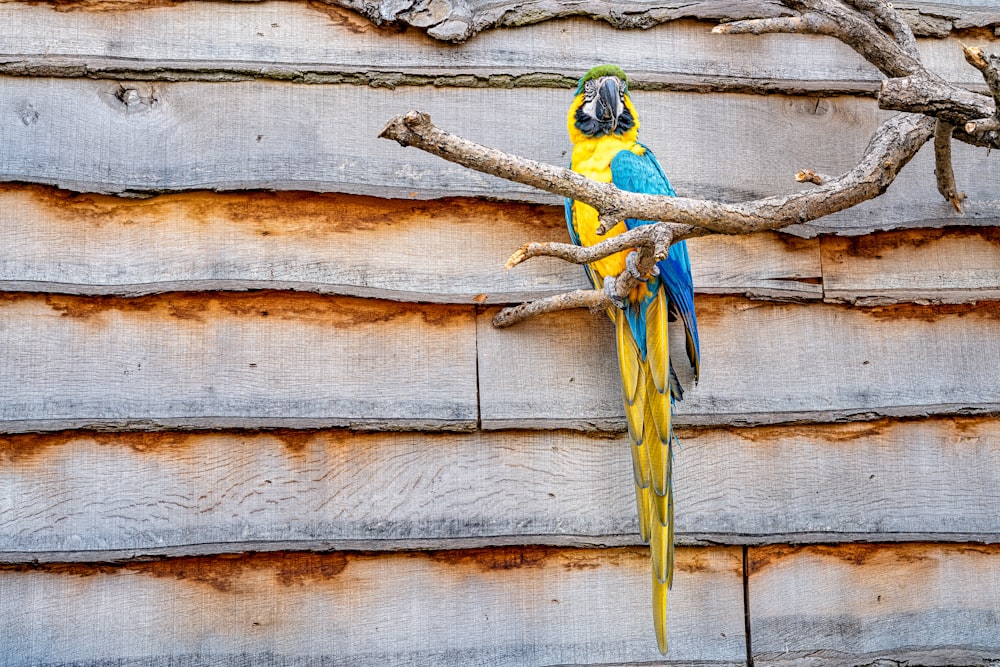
[570,134,646,286]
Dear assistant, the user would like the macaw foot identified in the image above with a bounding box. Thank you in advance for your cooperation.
[603,275,627,310]
[625,250,659,281]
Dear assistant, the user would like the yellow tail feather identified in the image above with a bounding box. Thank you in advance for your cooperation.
[652,554,669,654]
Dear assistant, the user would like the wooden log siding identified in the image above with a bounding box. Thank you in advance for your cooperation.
[3,78,1000,235]
[0,547,747,666]
[0,293,479,432]
[749,544,1000,665]
[478,297,1000,429]
[0,3,994,91]
[0,184,822,303]
[2,417,1000,561]
[821,227,1000,305]
[6,184,1000,305]
[2,293,998,433]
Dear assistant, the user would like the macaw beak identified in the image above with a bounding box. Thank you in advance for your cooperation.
[595,77,623,132]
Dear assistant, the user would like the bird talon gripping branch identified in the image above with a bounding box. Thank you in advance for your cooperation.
[603,275,627,310]
[625,250,659,280]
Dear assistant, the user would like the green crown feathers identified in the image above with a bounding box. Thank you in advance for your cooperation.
[575,64,629,94]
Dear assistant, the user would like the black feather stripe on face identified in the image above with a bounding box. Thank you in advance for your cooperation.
[575,76,635,137]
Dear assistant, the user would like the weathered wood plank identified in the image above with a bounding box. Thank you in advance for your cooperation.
[0,4,993,91]
[0,184,821,303]
[749,543,1000,666]
[2,78,998,235]
[821,227,1000,305]
[3,0,997,43]
[0,546,746,666]
[0,293,477,432]
[478,296,1000,429]
[3,418,1000,561]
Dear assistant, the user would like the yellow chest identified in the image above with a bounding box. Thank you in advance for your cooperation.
[570,136,645,281]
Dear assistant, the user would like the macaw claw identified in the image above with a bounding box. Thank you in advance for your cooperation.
[604,275,627,310]
[626,250,660,281]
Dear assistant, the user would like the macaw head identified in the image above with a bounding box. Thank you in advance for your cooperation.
[570,64,636,138]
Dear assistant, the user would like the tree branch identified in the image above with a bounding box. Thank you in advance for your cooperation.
[382,111,933,237]
[379,0,998,328]
[933,120,965,213]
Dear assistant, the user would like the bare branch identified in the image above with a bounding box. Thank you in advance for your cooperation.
[843,0,919,60]
[382,111,934,238]
[933,120,965,213]
[963,44,1000,108]
[880,75,999,143]
[491,289,608,328]
[505,224,679,270]
[713,14,837,36]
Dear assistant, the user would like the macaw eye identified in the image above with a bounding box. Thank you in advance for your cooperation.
[584,79,597,97]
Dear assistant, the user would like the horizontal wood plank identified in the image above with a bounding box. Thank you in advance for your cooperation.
[0,546,746,666]
[478,296,1000,428]
[821,227,1000,305]
[0,293,478,432]
[1,0,996,44]
[749,543,1000,665]
[2,418,1000,561]
[0,4,993,90]
[0,184,821,303]
[2,78,998,236]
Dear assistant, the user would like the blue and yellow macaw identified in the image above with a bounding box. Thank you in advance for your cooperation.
[565,64,700,654]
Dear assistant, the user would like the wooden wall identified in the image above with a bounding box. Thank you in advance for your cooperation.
[1,1,999,665]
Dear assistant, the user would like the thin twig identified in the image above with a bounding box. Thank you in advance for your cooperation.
[933,120,965,213]
[492,289,608,328]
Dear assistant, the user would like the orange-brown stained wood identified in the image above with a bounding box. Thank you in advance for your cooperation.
[821,226,1000,305]
[748,542,1000,575]
[749,542,1000,660]
[0,291,479,432]
[0,546,747,664]
[0,184,563,237]
[0,183,579,304]
[22,291,470,327]
[0,183,824,303]
[5,416,1000,559]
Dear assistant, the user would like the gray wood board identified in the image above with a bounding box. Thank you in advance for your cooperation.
[821,227,1000,305]
[749,543,1000,665]
[3,418,1000,561]
[0,185,822,303]
[0,546,747,666]
[0,293,478,432]
[2,0,997,44]
[2,78,998,236]
[0,3,991,90]
[477,297,1000,429]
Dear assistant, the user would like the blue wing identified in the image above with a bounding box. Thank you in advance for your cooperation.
[611,146,700,382]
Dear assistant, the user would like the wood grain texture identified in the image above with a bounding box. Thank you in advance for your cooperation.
[749,543,1000,666]
[0,3,992,91]
[3,418,1000,561]
[0,546,746,666]
[2,78,998,236]
[0,184,820,303]
[478,296,1000,429]
[821,227,1000,305]
[5,0,998,43]
[0,293,478,432]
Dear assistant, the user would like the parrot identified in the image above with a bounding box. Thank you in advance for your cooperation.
[564,64,700,654]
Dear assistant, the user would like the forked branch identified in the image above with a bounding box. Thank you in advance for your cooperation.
[379,0,998,328]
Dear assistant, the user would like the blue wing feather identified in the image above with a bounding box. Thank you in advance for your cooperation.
[610,146,700,381]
